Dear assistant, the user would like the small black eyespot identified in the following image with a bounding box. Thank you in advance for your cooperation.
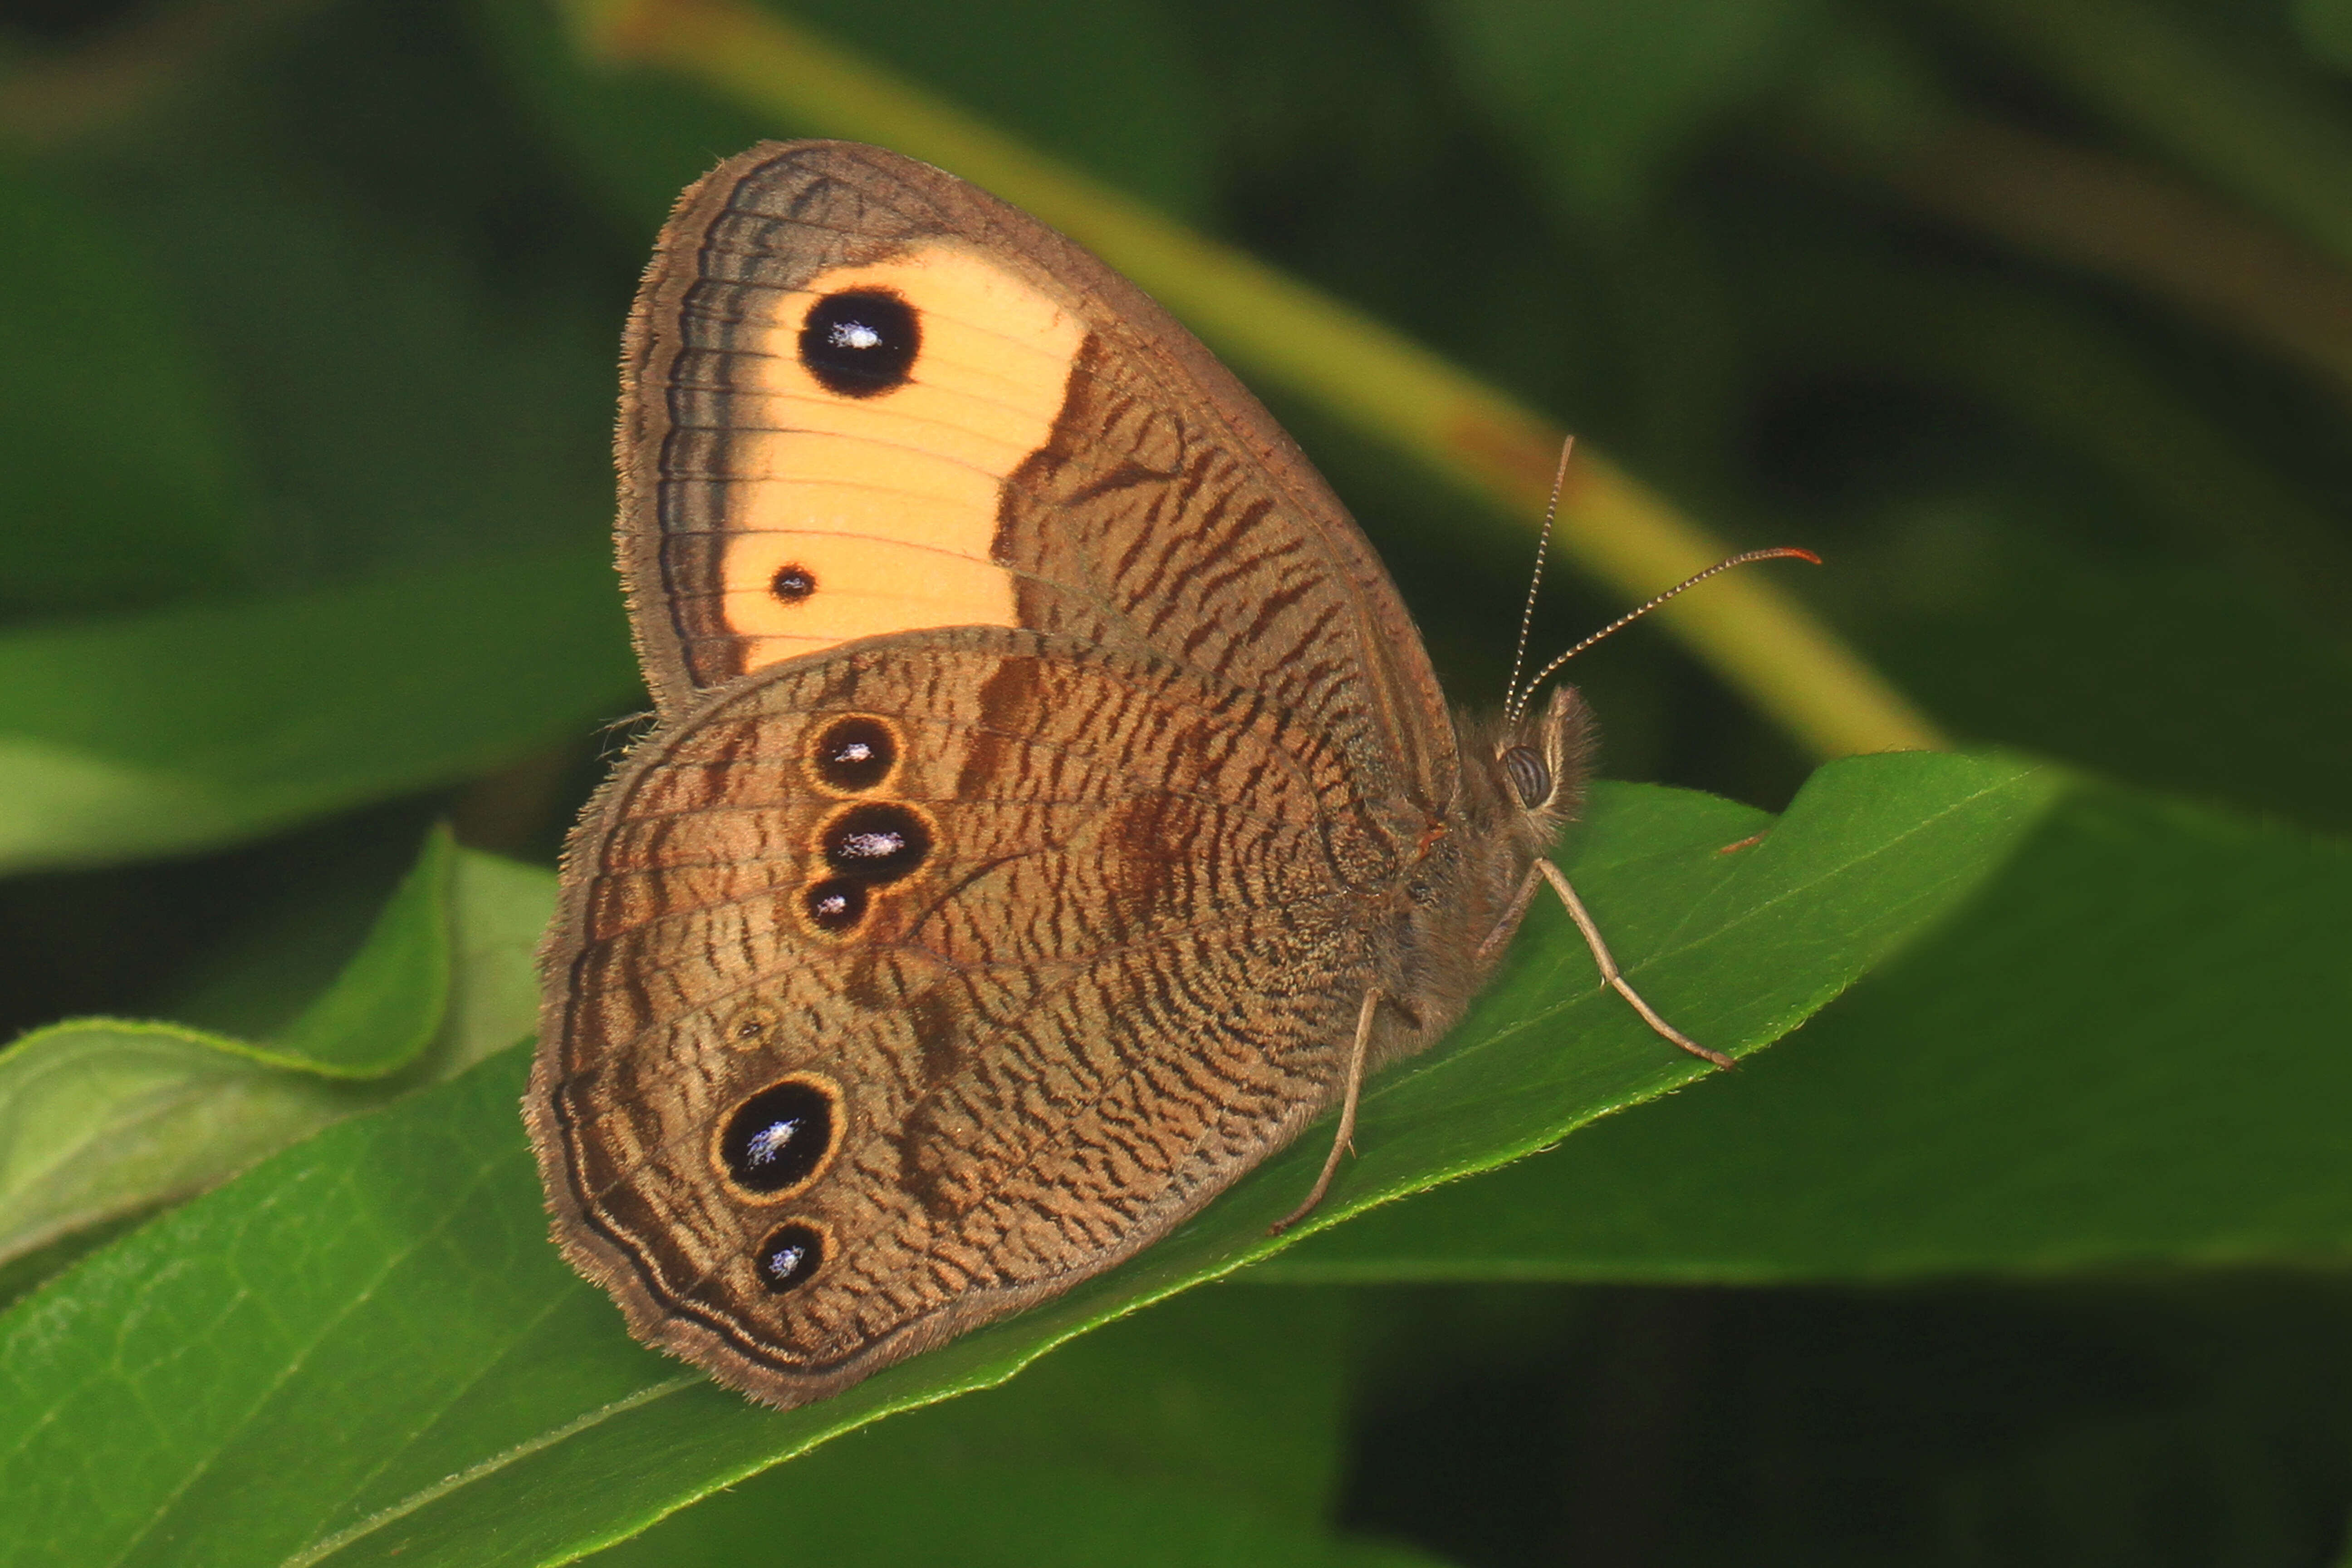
[722,1000,782,1051]
[804,877,867,933]
[799,289,919,398]
[755,1222,824,1293]
[822,803,931,884]
[770,564,816,603]
[1501,745,1551,809]
[720,1079,837,1195]
[813,715,896,791]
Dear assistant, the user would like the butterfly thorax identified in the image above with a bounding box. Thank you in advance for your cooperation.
[1367,683,1596,1072]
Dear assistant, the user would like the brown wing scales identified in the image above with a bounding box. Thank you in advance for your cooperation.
[537,628,1370,1387]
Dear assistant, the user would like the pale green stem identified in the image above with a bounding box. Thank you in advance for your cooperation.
[561,0,1948,757]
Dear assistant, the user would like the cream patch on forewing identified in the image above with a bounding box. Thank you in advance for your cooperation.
[717,245,1086,670]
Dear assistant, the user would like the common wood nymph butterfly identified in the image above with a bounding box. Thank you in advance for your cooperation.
[529,141,1789,1409]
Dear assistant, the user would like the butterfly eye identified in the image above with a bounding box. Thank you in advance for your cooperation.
[1501,745,1551,808]
[754,1222,826,1293]
[719,1078,839,1195]
[799,289,919,397]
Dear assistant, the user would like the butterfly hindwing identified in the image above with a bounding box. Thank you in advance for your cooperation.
[537,628,1363,1398]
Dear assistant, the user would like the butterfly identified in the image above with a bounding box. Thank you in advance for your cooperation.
[527,140,1801,1409]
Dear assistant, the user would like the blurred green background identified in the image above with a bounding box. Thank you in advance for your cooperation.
[1,0,2348,1563]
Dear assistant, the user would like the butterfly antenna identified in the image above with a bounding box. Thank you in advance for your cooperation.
[1507,546,1822,725]
[1503,436,1577,721]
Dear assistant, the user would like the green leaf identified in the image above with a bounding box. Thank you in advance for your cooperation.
[1429,0,1825,223]
[0,838,554,1277]
[431,849,563,1073]
[1262,779,2352,1283]
[591,1288,1458,1567]
[602,1455,1455,1566]
[0,162,249,617]
[258,824,457,1079]
[0,549,636,872]
[616,1475,1454,1568]
[0,755,2047,1567]
[0,1029,364,1287]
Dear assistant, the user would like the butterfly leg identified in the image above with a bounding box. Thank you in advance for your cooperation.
[1475,863,1546,963]
[1269,986,1383,1235]
[1539,860,1734,1069]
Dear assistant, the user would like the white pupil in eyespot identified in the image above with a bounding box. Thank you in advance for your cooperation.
[829,320,882,350]
[769,1245,805,1275]
[746,1118,800,1166]
[837,741,872,762]
[840,831,904,858]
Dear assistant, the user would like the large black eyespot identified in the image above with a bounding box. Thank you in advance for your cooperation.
[755,1222,825,1293]
[719,1078,838,1195]
[804,877,867,933]
[813,715,896,791]
[799,289,919,398]
[821,803,931,884]
[1501,745,1551,809]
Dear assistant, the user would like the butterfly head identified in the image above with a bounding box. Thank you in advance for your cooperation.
[1491,682,1594,837]
[1491,544,1818,841]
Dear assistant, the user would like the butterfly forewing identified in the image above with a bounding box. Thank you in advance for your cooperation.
[617,141,1454,815]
